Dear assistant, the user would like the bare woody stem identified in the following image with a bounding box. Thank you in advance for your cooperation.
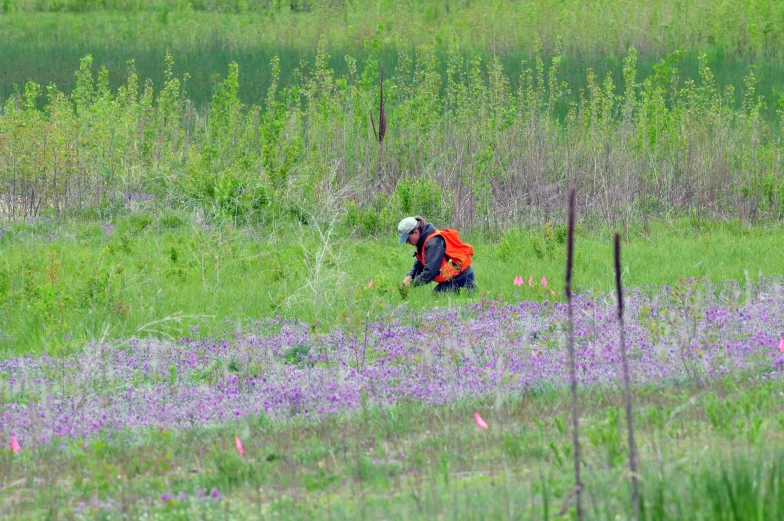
[565,186,583,520]
[615,232,639,521]
[377,65,386,186]
[378,65,386,145]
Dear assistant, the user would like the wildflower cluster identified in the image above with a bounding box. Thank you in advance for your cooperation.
[1,279,782,449]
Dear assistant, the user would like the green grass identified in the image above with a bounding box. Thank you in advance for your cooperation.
[4,0,784,59]
[3,379,784,519]
[2,214,783,356]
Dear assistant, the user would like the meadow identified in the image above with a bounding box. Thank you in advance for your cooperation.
[2,1,784,519]
[2,271,784,519]
[1,217,784,356]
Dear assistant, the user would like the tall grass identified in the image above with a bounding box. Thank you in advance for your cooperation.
[2,42,784,229]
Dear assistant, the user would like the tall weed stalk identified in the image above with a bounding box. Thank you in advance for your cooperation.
[369,65,386,190]
[615,232,639,520]
[564,186,582,519]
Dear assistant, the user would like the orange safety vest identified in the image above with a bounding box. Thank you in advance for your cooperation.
[415,229,474,283]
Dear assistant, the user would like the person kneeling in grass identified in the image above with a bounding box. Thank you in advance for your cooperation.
[398,216,476,293]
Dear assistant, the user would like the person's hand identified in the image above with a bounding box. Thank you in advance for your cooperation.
[403,275,413,286]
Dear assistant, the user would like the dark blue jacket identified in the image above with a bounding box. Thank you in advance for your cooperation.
[407,223,446,286]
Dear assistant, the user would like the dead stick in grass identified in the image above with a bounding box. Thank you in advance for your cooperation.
[615,232,639,520]
[370,65,386,190]
[565,186,583,520]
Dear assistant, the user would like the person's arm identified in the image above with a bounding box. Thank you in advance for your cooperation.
[404,256,423,284]
[412,236,446,286]
[407,257,423,279]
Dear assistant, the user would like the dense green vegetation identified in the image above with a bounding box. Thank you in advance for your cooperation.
[3,44,784,233]
[4,2,784,111]
[4,3,784,232]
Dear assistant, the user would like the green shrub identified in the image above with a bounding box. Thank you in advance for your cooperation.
[396,176,453,225]
[343,194,400,238]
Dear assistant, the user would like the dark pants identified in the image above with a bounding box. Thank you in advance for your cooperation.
[434,266,476,293]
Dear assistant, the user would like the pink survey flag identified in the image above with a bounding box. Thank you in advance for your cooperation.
[779,338,784,353]
[528,275,534,288]
[11,436,20,454]
[235,436,244,456]
[474,413,489,429]
[541,276,548,287]
[514,275,523,286]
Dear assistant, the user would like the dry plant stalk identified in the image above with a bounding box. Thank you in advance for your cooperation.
[565,186,583,520]
[369,65,386,186]
[615,232,639,520]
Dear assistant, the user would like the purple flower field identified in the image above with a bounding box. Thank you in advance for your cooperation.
[2,279,783,449]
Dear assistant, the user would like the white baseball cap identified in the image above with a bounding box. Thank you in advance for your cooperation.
[397,217,418,244]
